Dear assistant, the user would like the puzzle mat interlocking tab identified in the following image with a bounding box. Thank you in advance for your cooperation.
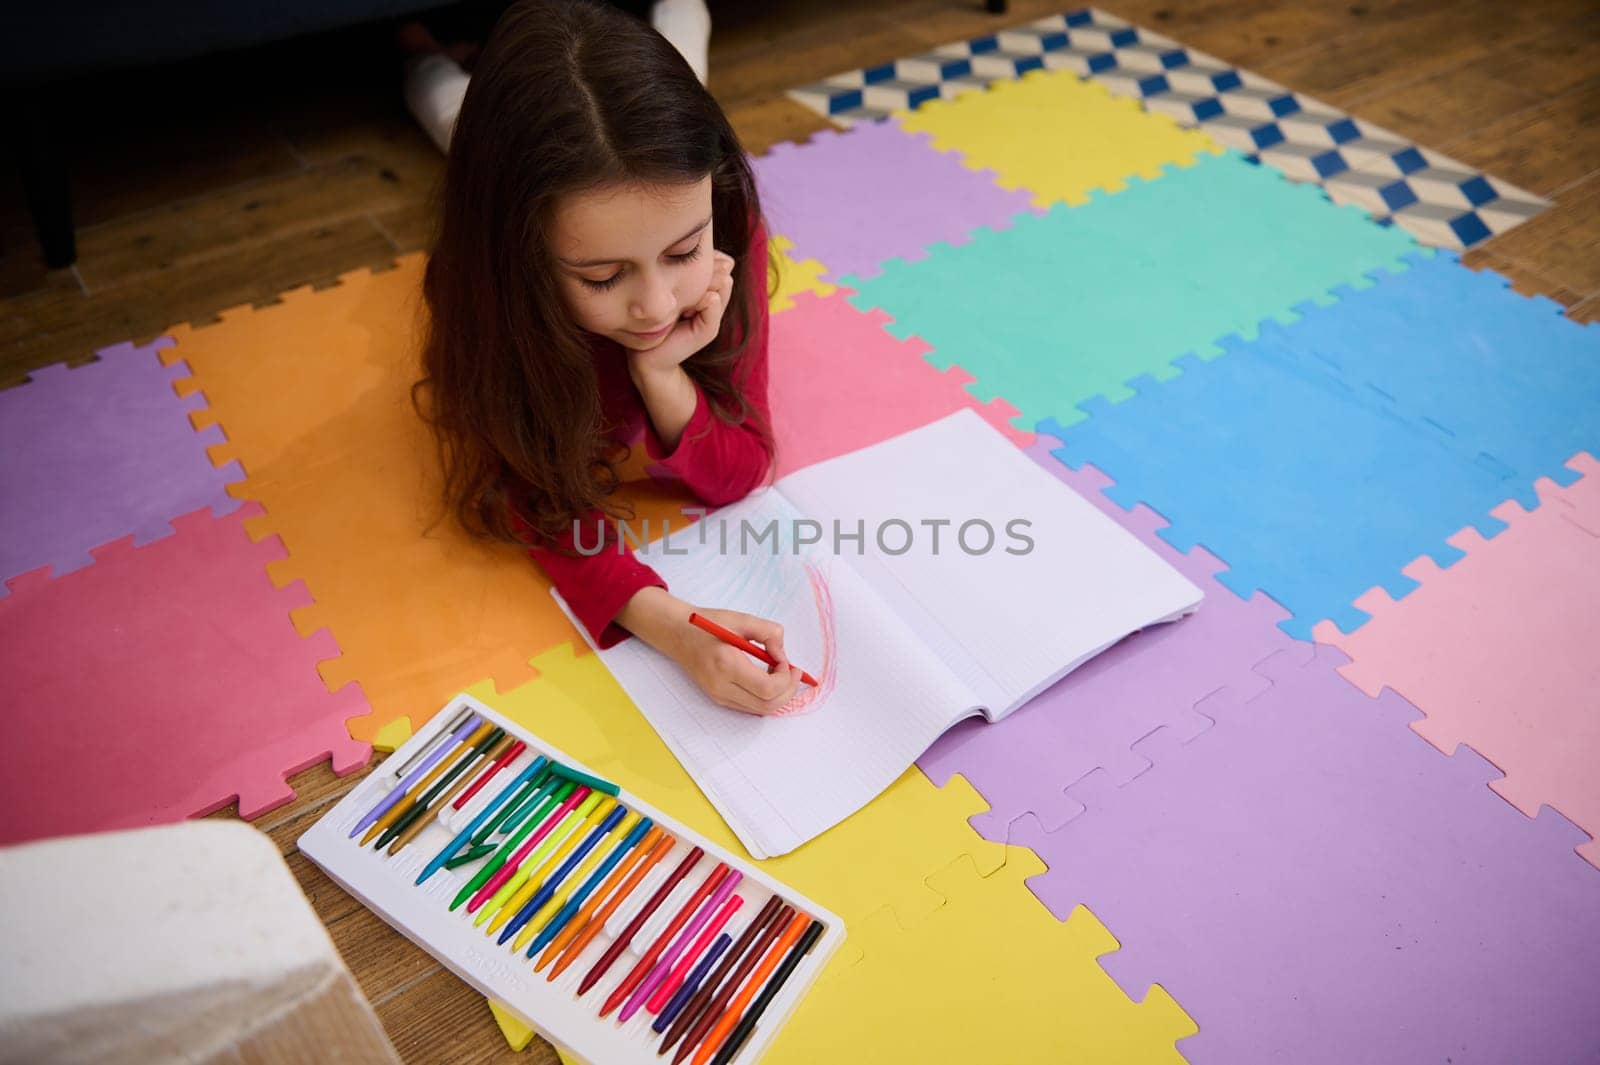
[787,7,1548,250]
[752,117,1038,283]
[470,644,1196,1063]
[767,234,835,313]
[1044,253,1600,638]
[844,148,1420,433]
[1000,641,1600,1065]
[0,338,243,594]
[0,503,371,844]
[919,437,1300,835]
[1315,454,1600,868]
[767,289,1032,477]
[160,256,698,750]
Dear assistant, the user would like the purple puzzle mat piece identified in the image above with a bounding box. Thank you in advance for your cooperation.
[751,119,1038,282]
[1009,642,1600,1065]
[919,435,1301,834]
[0,339,244,592]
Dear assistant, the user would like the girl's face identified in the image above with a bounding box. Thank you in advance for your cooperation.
[550,177,716,352]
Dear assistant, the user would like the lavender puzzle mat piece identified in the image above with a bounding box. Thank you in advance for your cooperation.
[919,436,1301,834]
[0,340,244,592]
[1009,642,1600,1065]
[752,119,1038,282]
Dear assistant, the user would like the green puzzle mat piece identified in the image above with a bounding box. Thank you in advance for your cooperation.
[843,150,1424,431]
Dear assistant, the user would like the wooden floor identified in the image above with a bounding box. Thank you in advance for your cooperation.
[6,0,1594,1059]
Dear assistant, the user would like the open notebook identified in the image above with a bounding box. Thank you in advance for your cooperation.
[556,409,1202,858]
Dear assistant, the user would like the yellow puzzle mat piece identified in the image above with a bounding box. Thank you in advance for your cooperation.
[162,257,695,748]
[769,234,836,312]
[898,68,1220,209]
[476,645,1195,1061]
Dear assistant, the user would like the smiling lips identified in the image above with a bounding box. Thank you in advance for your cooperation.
[628,320,676,339]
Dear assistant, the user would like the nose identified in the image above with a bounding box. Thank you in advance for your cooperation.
[629,269,677,325]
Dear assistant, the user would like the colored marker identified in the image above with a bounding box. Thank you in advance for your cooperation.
[450,778,574,910]
[538,827,669,973]
[666,902,790,1064]
[689,910,809,1065]
[385,732,514,855]
[710,918,825,1065]
[473,796,611,927]
[416,754,547,885]
[647,891,744,1016]
[452,739,526,810]
[519,816,651,957]
[443,843,496,870]
[623,877,742,1023]
[497,805,630,944]
[470,770,554,845]
[376,727,507,851]
[468,786,593,914]
[654,932,731,1034]
[687,613,818,687]
[361,721,496,845]
[549,761,622,797]
[577,845,703,998]
[602,860,729,1020]
[350,711,478,838]
[658,895,782,1055]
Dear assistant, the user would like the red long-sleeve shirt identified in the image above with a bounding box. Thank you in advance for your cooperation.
[529,225,774,649]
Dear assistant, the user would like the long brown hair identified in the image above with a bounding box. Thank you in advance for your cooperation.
[416,0,775,548]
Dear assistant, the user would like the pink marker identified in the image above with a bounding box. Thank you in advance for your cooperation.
[466,786,591,913]
[619,871,744,1023]
[645,890,745,1016]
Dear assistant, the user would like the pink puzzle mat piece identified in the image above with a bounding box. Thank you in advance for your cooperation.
[768,290,1032,478]
[0,503,371,845]
[1315,452,1600,868]
[0,339,244,593]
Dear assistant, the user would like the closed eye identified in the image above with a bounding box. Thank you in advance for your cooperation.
[579,244,705,292]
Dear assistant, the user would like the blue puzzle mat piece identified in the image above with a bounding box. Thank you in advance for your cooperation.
[842,150,1420,432]
[1043,344,1523,638]
[1269,251,1600,508]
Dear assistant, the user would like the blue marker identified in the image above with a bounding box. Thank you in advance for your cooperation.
[414,755,548,885]
[497,804,628,944]
[525,816,653,957]
[653,932,731,1032]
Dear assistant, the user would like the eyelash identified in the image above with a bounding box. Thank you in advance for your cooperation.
[581,245,703,292]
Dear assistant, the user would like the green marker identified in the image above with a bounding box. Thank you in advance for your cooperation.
[450,780,577,910]
[549,761,621,797]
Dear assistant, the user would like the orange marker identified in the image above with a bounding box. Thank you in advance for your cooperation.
[691,910,811,1065]
[688,613,818,687]
[545,830,675,981]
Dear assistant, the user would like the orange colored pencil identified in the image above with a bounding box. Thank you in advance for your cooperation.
[544,830,675,981]
[691,910,811,1065]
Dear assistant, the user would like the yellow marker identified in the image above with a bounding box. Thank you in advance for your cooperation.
[511,811,642,955]
[475,793,609,928]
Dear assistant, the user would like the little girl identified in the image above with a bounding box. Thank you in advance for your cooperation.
[416,0,800,716]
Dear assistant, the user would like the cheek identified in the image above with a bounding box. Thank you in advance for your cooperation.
[561,283,616,331]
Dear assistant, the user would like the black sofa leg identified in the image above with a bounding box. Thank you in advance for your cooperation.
[21,91,76,270]
[986,0,1007,12]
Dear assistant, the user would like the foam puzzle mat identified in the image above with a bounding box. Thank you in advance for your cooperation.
[788,7,1550,250]
[2,3,1597,1061]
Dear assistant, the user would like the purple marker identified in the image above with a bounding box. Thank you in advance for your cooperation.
[653,932,732,1033]
[618,870,742,1023]
[348,711,481,838]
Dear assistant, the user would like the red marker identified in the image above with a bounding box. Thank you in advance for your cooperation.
[452,739,526,810]
[600,862,731,1019]
[578,846,705,998]
[687,613,818,687]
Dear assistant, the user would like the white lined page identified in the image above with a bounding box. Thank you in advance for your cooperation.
[777,409,1204,718]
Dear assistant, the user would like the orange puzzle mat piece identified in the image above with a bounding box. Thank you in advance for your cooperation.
[163,256,695,747]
